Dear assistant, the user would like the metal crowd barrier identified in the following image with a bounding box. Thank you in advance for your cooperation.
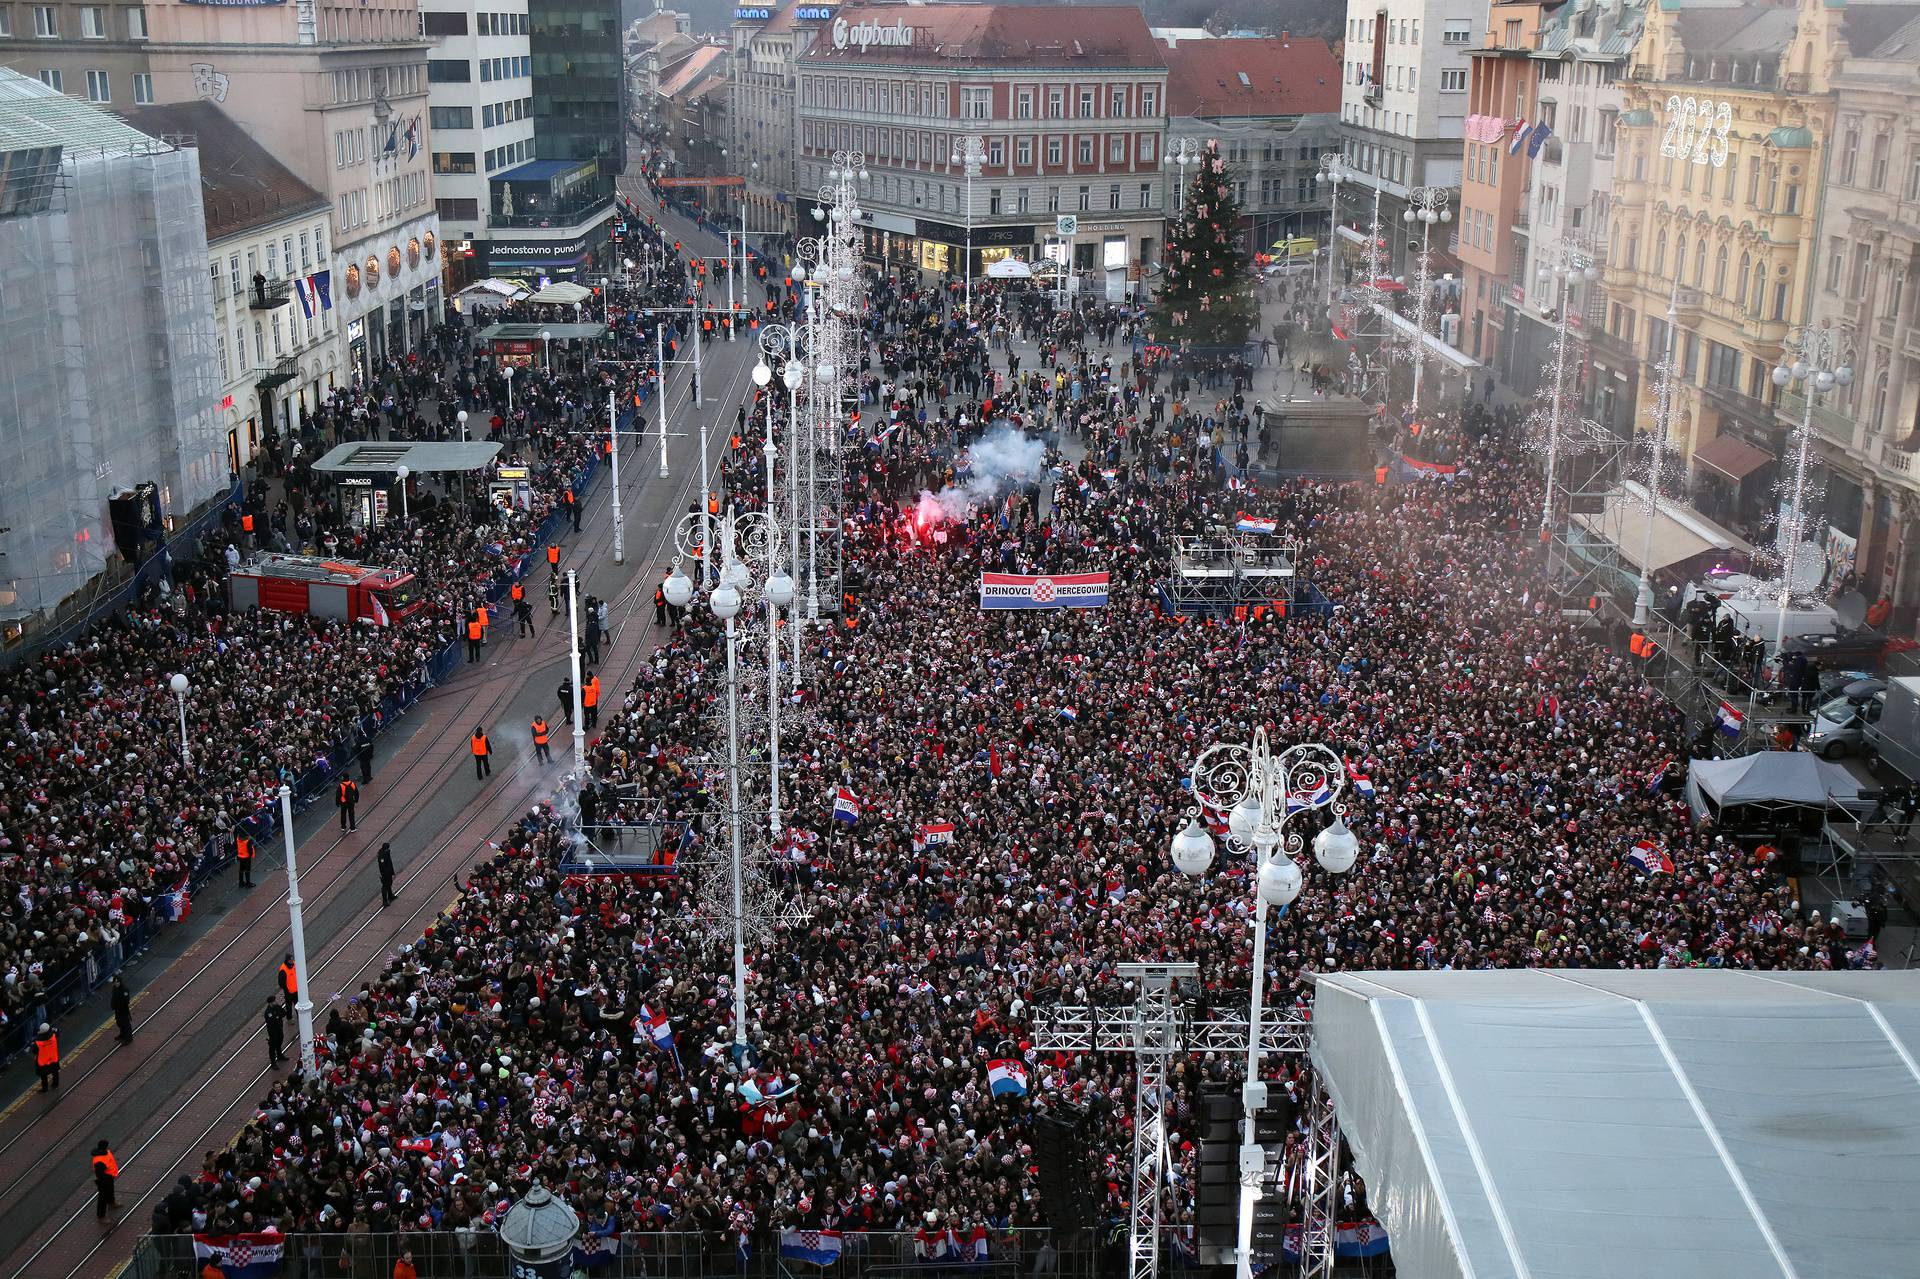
[0,455,602,1066]
[125,1227,1099,1279]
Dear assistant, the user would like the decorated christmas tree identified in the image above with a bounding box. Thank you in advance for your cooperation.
[1152,139,1258,351]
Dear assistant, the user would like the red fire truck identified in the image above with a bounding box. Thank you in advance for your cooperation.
[228,554,424,625]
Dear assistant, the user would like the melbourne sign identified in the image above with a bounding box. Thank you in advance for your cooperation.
[832,16,914,49]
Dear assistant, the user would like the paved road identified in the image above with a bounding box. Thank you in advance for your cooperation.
[0,200,745,1279]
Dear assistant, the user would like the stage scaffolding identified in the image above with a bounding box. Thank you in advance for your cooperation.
[1165,533,1305,616]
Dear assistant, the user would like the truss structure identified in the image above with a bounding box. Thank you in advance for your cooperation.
[1542,415,1635,610]
[1165,534,1304,616]
[1032,964,1332,1279]
[1299,1074,1342,1279]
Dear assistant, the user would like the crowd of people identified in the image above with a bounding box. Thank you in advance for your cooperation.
[158,245,1883,1273]
[0,214,722,1049]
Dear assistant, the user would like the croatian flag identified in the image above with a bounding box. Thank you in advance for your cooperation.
[1507,117,1531,155]
[292,277,315,319]
[1336,1221,1391,1258]
[1286,781,1333,814]
[370,594,391,628]
[1059,705,1079,722]
[1644,757,1671,793]
[832,787,861,825]
[1626,840,1675,875]
[1343,758,1375,799]
[1235,512,1279,534]
[986,1058,1029,1098]
[193,1234,285,1279]
[160,876,192,922]
[779,1229,844,1265]
[968,1226,990,1260]
[640,1005,674,1050]
[1716,701,1745,738]
[919,822,955,846]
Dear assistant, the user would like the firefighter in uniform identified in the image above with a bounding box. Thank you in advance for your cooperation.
[548,573,562,619]
[34,1022,58,1092]
[531,717,551,764]
[336,777,359,832]
[276,952,298,1011]
[91,1140,117,1224]
[471,725,492,780]
[234,833,255,888]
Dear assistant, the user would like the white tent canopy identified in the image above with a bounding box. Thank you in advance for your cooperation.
[1684,751,1872,819]
[529,282,591,306]
[985,257,1032,279]
[1312,969,1920,1279]
[453,278,529,309]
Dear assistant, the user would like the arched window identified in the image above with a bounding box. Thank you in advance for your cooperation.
[1693,239,1706,287]
[1714,245,1730,296]
[1655,231,1668,275]
[1841,127,1860,185]
[1674,236,1688,285]
[1873,370,1890,433]
[1753,262,1768,310]
[1735,251,1751,306]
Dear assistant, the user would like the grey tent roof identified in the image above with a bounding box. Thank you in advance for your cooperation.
[311,441,502,476]
[1311,970,1920,1279]
[1684,751,1868,816]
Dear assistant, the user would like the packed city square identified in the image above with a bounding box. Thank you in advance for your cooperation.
[7,0,1920,1269]
[2,214,1870,1270]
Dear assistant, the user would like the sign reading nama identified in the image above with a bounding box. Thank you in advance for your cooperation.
[793,4,836,18]
[732,6,771,19]
[831,16,914,48]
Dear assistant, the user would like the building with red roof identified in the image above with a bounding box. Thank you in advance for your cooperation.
[792,3,1170,299]
[1160,35,1342,262]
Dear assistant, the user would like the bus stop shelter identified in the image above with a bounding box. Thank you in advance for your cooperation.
[311,441,503,527]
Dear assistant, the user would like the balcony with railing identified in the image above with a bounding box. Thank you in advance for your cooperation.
[248,278,292,311]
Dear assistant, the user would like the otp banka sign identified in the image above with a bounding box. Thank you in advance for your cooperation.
[832,16,914,48]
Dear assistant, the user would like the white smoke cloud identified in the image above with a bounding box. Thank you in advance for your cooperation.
[917,425,1048,524]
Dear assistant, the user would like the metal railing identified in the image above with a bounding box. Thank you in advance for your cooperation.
[0,453,605,1067]
[126,1228,1103,1279]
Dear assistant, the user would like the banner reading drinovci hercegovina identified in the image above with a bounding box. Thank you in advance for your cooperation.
[978,572,1109,609]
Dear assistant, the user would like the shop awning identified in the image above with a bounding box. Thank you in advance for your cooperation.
[1570,481,1754,573]
[312,441,503,477]
[1693,433,1774,483]
[1373,305,1479,373]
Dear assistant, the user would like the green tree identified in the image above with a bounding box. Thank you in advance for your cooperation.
[1152,139,1258,351]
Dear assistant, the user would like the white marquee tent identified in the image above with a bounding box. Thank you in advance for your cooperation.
[1311,970,1920,1279]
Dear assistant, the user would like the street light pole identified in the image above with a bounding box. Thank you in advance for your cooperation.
[277,784,317,1079]
[952,134,986,314]
[1770,325,1854,660]
[1314,153,1347,334]
[457,409,468,443]
[567,570,586,773]
[1535,237,1599,535]
[395,464,409,522]
[168,673,191,768]
[1401,187,1451,415]
[656,320,670,479]
[1174,735,1358,1279]
[608,388,625,564]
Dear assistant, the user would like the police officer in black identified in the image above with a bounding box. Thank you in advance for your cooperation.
[263,998,288,1067]
[376,841,396,906]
